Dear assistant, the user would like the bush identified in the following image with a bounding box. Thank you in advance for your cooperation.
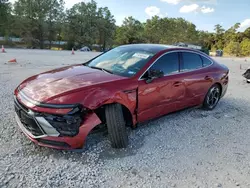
[241,38,250,56]
[223,41,241,56]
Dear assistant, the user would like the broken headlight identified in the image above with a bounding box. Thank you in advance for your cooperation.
[44,106,87,137]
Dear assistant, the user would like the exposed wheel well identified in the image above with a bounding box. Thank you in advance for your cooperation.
[214,83,222,96]
[94,103,133,127]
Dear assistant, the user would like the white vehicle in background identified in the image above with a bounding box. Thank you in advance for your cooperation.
[79,46,91,52]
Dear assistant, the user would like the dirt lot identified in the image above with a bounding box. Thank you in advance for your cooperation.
[1,49,250,188]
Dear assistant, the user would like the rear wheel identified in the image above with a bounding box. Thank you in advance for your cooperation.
[203,84,221,110]
[105,104,128,148]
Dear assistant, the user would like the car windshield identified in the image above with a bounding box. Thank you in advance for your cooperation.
[85,46,156,77]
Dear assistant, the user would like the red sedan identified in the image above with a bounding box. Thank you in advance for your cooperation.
[14,44,229,149]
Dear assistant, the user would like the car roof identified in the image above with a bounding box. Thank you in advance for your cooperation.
[119,43,191,54]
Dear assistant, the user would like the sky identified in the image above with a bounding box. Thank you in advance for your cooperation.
[10,0,250,32]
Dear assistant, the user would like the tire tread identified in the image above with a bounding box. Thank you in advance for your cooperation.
[105,104,128,148]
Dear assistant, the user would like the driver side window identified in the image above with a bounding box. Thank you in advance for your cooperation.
[149,52,179,76]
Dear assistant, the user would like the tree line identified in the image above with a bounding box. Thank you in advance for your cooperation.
[0,0,250,56]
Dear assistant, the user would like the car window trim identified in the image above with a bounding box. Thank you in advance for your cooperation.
[138,50,214,80]
[199,55,204,67]
[200,55,213,67]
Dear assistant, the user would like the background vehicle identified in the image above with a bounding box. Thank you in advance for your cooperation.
[243,67,250,83]
[79,46,91,52]
[14,44,229,149]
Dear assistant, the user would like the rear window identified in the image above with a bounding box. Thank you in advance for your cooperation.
[181,52,202,71]
[201,56,213,67]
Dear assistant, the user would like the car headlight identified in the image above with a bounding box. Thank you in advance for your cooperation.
[43,106,87,137]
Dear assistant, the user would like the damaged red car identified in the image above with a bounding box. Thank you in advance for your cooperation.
[14,44,229,149]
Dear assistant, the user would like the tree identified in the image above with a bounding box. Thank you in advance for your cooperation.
[241,38,250,56]
[198,31,214,50]
[224,23,241,44]
[224,41,241,56]
[115,16,144,45]
[0,0,11,36]
[46,0,65,48]
[214,24,225,35]
[243,27,250,39]
[97,7,116,49]
[143,17,199,45]
[65,0,115,49]
[2,0,250,55]
[213,24,225,49]
[144,16,162,43]
[13,0,65,48]
[66,0,99,48]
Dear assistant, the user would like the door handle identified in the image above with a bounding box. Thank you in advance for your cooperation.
[204,76,212,80]
[173,82,182,87]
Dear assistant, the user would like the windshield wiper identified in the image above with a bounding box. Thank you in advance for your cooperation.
[89,66,113,74]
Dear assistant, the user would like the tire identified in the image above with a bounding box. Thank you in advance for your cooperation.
[203,84,221,110]
[105,104,128,148]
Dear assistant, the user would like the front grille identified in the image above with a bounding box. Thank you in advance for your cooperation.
[14,97,44,136]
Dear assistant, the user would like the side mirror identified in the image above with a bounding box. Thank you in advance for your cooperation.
[145,69,164,84]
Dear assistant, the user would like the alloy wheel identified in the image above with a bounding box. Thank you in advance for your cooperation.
[207,87,220,108]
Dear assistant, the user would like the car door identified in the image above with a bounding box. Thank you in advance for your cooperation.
[137,52,186,122]
[179,51,214,107]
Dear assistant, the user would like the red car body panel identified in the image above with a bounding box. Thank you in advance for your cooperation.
[18,64,127,103]
[14,45,229,150]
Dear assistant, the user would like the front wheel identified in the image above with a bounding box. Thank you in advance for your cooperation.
[203,84,221,110]
[105,104,128,148]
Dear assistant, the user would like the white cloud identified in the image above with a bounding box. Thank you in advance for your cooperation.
[201,6,214,13]
[179,4,199,13]
[180,4,215,14]
[160,0,181,5]
[145,6,161,17]
[239,19,250,32]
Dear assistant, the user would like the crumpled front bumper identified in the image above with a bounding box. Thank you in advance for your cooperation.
[14,91,102,149]
[15,112,101,150]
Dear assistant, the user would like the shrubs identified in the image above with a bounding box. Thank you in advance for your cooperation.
[241,39,250,56]
[223,41,241,56]
[222,39,250,57]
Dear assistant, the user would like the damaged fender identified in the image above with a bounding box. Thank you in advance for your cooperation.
[46,86,138,125]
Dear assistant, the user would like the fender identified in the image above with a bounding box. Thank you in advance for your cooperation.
[81,88,138,125]
[41,86,138,124]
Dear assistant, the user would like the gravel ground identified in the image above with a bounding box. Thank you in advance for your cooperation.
[1,49,250,188]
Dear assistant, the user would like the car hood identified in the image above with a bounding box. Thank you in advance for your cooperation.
[18,64,126,103]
